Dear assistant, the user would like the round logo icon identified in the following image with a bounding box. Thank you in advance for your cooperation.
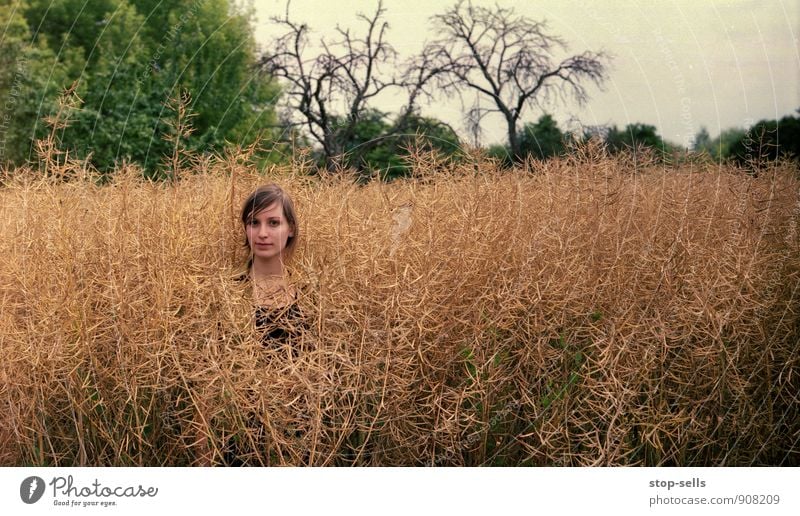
[20,476,45,504]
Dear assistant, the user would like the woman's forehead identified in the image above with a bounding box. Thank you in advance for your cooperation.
[253,202,283,218]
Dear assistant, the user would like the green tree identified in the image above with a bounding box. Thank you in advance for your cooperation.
[22,0,120,62]
[379,113,461,181]
[486,144,512,167]
[61,1,157,172]
[0,0,78,165]
[334,109,460,181]
[703,127,746,161]
[152,0,280,153]
[519,114,566,160]
[728,112,800,165]
[603,123,674,157]
[692,126,711,152]
[12,0,280,174]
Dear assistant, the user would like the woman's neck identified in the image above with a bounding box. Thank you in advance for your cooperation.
[250,255,286,281]
[250,256,294,307]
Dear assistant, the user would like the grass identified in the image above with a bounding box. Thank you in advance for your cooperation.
[0,142,798,466]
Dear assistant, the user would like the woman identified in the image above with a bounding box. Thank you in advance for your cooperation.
[232,184,310,464]
[240,183,304,345]
[194,184,309,466]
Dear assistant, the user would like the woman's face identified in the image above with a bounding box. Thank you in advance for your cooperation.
[245,202,294,261]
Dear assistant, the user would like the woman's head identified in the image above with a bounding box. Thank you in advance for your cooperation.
[241,184,298,267]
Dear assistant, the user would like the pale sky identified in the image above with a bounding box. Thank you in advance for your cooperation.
[252,0,799,147]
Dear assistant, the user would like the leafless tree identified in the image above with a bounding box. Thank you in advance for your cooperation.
[422,0,609,160]
[258,0,440,169]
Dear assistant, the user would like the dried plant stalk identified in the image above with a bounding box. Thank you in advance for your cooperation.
[0,149,798,466]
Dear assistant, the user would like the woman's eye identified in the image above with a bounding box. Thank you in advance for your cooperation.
[270,221,279,226]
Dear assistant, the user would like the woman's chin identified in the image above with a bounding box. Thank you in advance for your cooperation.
[253,249,281,260]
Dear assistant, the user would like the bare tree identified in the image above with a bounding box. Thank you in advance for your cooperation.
[259,0,438,170]
[422,0,609,160]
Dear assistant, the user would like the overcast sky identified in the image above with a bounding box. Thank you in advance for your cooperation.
[252,0,799,147]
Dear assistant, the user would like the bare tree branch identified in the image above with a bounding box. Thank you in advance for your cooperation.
[421,0,609,159]
[257,0,442,170]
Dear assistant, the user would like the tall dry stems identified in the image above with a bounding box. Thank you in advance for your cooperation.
[161,89,197,183]
[32,81,96,182]
[0,149,798,465]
